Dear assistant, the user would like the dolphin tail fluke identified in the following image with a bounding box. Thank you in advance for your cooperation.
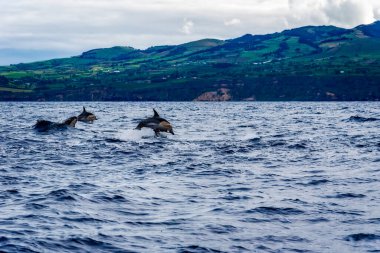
[83,106,86,112]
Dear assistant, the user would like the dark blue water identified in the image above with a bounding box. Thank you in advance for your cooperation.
[0,102,379,253]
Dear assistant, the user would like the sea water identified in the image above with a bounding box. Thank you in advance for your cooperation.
[0,102,379,252]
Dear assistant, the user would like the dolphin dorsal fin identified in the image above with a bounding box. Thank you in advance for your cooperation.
[153,109,160,118]
[83,106,86,112]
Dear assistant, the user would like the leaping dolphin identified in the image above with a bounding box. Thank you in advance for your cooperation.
[78,107,97,123]
[136,109,174,136]
[34,116,78,132]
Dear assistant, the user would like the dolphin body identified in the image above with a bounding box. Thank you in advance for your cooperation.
[136,109,174,136]
[34,116,78,132]
[78,107,97,123]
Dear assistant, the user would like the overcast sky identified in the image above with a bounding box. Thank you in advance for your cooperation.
[0,0,379,65]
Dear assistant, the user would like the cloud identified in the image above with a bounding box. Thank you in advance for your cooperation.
[0,0,379,64]
[375,8,380,19]
[323,0,375,27]
[181,19,194,35]
[224,18,241,26]
[287,0,377,28]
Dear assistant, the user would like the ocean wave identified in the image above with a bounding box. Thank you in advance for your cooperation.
[326,193,366,199]
[347,116,379,122]
[205,224,238,234]
[47,189,78,201]
[91,194,129,203]
[0,244,40,253]
[1,102,379,252]
[298,179,330,186]
[256,235,309,243]
[345,233,380,242]
[177,245,227,253]
[245,206,305,215]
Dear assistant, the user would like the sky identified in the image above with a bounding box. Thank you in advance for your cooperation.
[0,0,379,65]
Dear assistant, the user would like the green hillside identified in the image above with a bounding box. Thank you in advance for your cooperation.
[1,22,380,101]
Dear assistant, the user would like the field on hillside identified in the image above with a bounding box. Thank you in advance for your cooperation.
[1,22,380,101]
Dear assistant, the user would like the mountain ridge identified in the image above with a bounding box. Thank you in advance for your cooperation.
[0,21,379,101]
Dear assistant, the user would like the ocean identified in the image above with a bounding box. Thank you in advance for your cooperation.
[0,102,379,253]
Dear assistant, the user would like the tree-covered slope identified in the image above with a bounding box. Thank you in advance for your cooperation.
[0,22,379,101]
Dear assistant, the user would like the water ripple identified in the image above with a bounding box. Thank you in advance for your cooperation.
[0,102,379,253]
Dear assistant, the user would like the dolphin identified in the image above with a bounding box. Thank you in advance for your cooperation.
[34,116,78,132]
[78,106,97,123]
[136,109,174,136]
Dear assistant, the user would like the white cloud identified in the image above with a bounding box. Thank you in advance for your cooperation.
[375,8,380,19]
[287,0,377,28]
[0,0,379,64]
[323,0,375,27]
[224,18,241,26]
[181,19,194,35]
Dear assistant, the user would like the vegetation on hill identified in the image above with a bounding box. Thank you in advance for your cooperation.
[0,22,380,101]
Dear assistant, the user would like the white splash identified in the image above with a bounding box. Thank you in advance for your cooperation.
[116,128,153,142]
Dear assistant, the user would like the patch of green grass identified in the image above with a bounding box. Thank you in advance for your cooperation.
[0,87,32,93]
[0,71,31,78]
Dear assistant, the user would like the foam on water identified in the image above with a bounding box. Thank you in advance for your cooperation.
[116,128,154,142]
